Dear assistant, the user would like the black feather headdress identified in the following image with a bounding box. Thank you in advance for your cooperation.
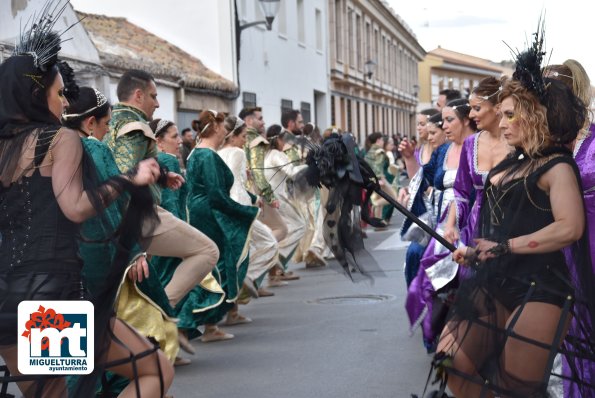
[12,0,77,72]
[507,17,548,104]
[57,60,79,102]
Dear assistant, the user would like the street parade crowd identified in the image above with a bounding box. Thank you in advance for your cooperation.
[0,2,594,397]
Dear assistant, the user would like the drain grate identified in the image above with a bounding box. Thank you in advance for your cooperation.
[309,294,395,305]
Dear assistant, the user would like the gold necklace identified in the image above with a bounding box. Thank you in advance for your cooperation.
[486,178,523,226]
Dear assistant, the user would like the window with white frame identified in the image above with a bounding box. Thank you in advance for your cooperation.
[297,0,305,44]
[315,8,322,51]
[278,0,287,35]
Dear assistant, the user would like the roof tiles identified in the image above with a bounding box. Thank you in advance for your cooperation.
[77,11,237,95]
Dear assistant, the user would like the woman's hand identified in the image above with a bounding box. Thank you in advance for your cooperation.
[165,172,185,190]
[453,246,468,264]
[128,254,149,283]
[474,238,499,261]
[269,199,280,209]
[453,245,478,265]
[444,225,459,244]
[397,187,410,207]
[398,139,415,159]
[131,158,160,186]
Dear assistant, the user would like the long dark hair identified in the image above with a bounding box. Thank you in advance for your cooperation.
[0,56,63,184]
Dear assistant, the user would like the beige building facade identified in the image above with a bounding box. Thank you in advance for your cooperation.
[328,0,425,144]
[418,47,507,109]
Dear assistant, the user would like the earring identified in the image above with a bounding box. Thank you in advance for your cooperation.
[89,129,94,136]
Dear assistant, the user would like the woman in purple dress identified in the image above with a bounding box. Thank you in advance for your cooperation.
[443,76,510,250]
[547,59,595,398]
[405,99,476,351]
[411,80,508,353]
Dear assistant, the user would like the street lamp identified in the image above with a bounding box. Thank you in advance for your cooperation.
[364,59,377,80]
[239,0,281,31]
[413,84,419,97]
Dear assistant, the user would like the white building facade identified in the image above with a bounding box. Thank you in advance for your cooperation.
[235,0,330,128]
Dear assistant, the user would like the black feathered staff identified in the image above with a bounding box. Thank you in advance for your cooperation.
[300,133,456,281]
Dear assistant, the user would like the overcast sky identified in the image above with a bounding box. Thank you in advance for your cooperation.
[386,0,594,76]
[70,0,595,80]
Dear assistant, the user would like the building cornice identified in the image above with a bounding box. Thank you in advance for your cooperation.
[330,89,415,113]
[330,69,418,106]
[433,61,503,77]
[353,0,426,60]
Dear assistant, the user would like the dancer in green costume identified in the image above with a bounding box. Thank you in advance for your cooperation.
[62,88,179,394]
[148,118,225,356]
[187,110,258,343]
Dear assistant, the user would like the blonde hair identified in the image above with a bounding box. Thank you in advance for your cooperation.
[546,61,591,105]
[500,80,550,158]
[563,60,591,106]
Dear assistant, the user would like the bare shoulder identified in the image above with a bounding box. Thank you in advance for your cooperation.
[538,159,578,192]
[51,127,81,147]
[48,127,83,160]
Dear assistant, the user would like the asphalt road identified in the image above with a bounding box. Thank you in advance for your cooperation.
[169,219,432,398]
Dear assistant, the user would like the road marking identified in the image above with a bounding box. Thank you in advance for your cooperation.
[374,230,409,251]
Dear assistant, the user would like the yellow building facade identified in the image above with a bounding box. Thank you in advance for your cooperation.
[418,47,508,109]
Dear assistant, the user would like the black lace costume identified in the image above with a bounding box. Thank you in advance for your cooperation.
[0,128,84,345]
[438,148,595,397]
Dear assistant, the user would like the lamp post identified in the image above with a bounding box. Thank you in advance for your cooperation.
[239,0,281,31]
[413,84,419,98]
[364,59,377,81]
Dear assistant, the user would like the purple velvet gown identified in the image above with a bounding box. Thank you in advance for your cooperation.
[406,133,490,348]
[454,133,489,246]
[563,124,595,397]
[405,144,459,348]
[414,144,423,166]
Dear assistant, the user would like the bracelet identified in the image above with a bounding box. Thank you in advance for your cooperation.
[486,240,511,257]
[464,247,482,270]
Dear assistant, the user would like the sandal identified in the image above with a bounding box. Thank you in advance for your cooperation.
[278,271,300,281]
[224,312,252,326]
[257,287,274,297]
[178,330,196,355]
[200,327,234,343]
